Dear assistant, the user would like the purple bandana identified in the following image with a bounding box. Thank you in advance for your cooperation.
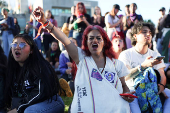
[130,13,137,22]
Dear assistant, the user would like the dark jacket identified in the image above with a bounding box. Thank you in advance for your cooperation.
[0,54,7,109]
[11,66,56,113]
[0,16,15,35]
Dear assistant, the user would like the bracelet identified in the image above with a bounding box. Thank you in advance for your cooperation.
[159,83,165,89]
[48,25,54,33]
[42,20,50,28]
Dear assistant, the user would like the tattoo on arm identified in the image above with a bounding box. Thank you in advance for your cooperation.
[126,66,140,80]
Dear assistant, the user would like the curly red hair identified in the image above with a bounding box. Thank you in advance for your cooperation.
[75,2,87,16]
[81,25,116,59]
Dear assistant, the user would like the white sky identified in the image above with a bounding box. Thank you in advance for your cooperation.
[5,0,170,26]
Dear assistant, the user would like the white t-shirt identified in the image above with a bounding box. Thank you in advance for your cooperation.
[105,14,121,40]
[78,47,129,80]
[118,47,166,90]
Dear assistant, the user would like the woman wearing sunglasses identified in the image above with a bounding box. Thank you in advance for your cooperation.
[32,6,135,113]
[4,34,64,113]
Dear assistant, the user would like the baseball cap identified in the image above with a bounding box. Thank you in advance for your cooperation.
[159,7,165,11]
[1,7,9,12]
[113,4,121,11]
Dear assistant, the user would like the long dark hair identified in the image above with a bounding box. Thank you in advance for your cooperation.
[4,34,61,106]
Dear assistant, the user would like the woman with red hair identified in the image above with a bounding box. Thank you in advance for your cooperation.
[112,32,126,59]
[33,6,135,112]
[69,2,91,47]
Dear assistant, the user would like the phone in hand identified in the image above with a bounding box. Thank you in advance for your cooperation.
[154,56,165,61]
[119,93,138,98]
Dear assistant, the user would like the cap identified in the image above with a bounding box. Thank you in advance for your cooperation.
[159,7,165,11]
[1,7,9,12]
[113,4,121,11]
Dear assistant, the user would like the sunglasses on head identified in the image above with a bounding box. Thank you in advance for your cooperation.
[11,42,28,49]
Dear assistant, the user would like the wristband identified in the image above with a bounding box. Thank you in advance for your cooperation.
[159,83,165,89]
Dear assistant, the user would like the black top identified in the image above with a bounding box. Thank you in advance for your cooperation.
[73,13,92,33]
[46,49,61,66]
[91,16,105,28]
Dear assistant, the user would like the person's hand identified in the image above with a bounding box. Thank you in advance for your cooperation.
[50,62,53,66]
[66,69,72,74]
[157,84,165,95]
[32,6,47,24]
[55,62,59,68]
[66,62,72,68]
[82,16,87,23]
[75,18,83,23]
[8,108,17,113]
[93,15,97,20]
[141,56,162,69]
[120,91,136,103]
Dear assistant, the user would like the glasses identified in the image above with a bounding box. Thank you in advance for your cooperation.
[11,42,28,49]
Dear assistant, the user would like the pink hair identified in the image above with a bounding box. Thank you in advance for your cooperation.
[75,2,87,17]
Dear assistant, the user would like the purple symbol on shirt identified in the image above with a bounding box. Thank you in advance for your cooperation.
[91,68,103,81]
[104,71,115,83]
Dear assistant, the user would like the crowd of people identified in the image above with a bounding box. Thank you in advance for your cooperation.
[0,2,170,113]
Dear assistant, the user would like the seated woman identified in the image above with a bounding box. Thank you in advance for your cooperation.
[4,34,64,113]
[32,6,136,113]
[46,40,61,74]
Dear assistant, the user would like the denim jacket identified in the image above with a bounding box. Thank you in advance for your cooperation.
[0,16,15,34]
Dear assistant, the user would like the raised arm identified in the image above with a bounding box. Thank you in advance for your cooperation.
[33,6,79,64]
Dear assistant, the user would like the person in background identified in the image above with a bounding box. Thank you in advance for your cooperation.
[46,40,61,73]
[123,3,143,49]
[69,2,91,47]
[112,32,125,59]
[157,8,170,63]
[42,10,58,54]
[105,4,123,40]
[4,34,64,113]
[0,45,7,112]
[91,6,105,28]
[24,15,38,38]
[122,4,130,36]
[59,38,78,94]
[156,7,167,55]
[0,7,15,57]
[67,6,76,38]
[13,17,20,37]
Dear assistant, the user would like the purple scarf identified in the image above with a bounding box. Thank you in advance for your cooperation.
[130,13,137,22]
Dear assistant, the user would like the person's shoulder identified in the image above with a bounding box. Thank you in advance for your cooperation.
[121,48,134,54]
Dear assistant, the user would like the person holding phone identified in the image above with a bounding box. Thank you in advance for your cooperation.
[69,2,91,47]
[119,22,170,113]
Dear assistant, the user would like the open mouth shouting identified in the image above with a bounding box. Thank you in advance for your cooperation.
[14,51,21,58]
[92,43,98,50]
